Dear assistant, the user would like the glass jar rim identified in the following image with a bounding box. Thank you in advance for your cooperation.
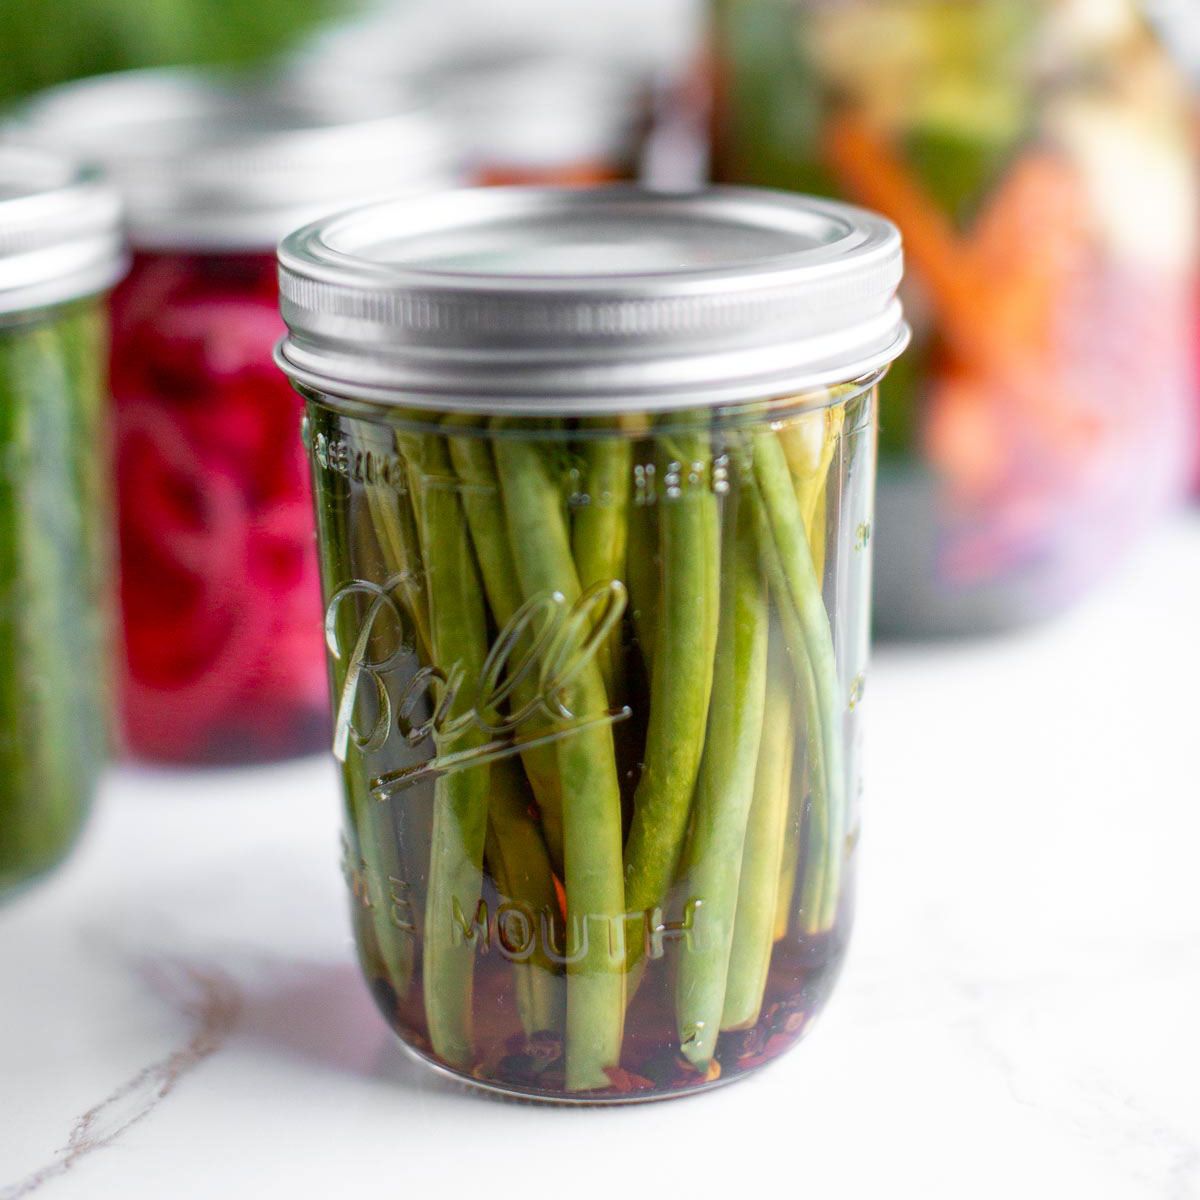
[0,147,126,317]
[7,67,460,251]
[292,369,886,434]
[276,185,909,414]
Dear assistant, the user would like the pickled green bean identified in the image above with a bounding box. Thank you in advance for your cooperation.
[494,433,626,1092]
[675,501,768,1070]
[404,434,493,1069]
[747,431,846,934]
[485,760,565,1039]
[722,649,794,1030]
[572,432,632,697]
[625,493,659,665]
[623,427,720,957]
[446,427,565,874]
[314,429,417,1002]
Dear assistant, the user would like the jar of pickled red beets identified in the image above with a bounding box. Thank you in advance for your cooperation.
[14,68,458,764]
[0,150,125,896]
[276,187,909,1102]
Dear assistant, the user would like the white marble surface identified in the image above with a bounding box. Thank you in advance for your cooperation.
[2,516,1198,1200]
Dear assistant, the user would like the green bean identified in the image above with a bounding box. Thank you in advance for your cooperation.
[572,430,632,697]
[625,491,659,665]
[446,427,565,874]
[623,426,720,960]
[773,747,806,942]
[779,404,842,524]
[773,407,840,937]
[485,760,565,1039]
[403,433,493,1069]
[675,499,768,1070]
[363,470,432,664]
[722,648,794,1030]
[312,420,417,1002]
[494,432,626,1093]
[746,431,846,934]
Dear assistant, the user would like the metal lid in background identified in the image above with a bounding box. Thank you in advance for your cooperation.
[0,147,126,317]
[277,186,909,413]
[290,43,650,176]
[433,51,649,174]
[6,68,459,251]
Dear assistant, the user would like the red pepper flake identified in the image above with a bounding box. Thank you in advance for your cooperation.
[602,1066,657,1095]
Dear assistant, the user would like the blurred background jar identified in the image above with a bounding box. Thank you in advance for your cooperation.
[1144,0,1200,495]
[710,0,1198,636]
[0,149,125,894]
[430,50,650,187]
[290,0,705,188]
[9,69,459,764]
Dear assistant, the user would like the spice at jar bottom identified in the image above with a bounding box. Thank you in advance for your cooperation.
[277,186,908,1101]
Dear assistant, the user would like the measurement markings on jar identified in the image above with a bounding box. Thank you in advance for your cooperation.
[312,431,410,492]
[630,455,730,507]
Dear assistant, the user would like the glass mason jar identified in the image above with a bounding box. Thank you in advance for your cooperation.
[292,32,652,187]
[435,52,651,187]
[276,187,908,1101]
[14,68,459,763]
[710,0,1198,635]
[1144,0,1200,494]
[0,149,125,895]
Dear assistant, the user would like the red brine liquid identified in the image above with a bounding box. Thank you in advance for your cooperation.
[111,251,329,764]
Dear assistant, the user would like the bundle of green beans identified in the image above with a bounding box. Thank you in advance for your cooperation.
[316,395,852,1091]
[0,301,111,894]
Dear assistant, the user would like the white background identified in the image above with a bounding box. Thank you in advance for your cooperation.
[1,515,1197,1200]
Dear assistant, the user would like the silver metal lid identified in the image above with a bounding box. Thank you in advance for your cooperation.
[276,186,908,414]
[0,147,126,318]
[8,68,459,251]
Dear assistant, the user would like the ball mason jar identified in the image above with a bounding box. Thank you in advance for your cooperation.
[710,0,1198,635]
[277,187,908,1101]
[0,149,125,896]
[13,68,458,764]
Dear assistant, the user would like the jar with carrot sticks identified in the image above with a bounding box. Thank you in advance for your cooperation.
[711,0,1198,635]
[11,68,458,763]
[276,186,908,1101]
[0,149,125,895]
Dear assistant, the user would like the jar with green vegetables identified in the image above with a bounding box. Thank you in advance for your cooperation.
[277,187,907,1101]
[711,0,1198,634]
[0,149,125,896]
